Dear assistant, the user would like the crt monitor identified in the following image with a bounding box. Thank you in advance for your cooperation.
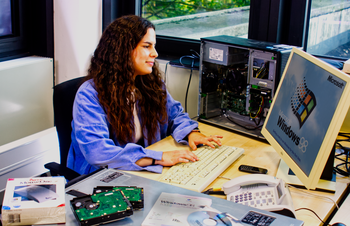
[261,47,350,191]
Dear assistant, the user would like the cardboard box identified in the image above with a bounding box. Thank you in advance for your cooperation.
[1,177,66,225]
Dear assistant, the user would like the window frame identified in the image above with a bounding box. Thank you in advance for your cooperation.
[248,0,310,48]
[102,0,201,60]
[0,0,54,62]
[102,0,345,62]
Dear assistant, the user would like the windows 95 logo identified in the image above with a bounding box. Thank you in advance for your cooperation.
[291,77,316,129]
[276,77,317,152]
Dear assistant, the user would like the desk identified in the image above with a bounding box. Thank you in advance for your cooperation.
[65,168,303,226]
[330,191,350,225]
[127,122,350,226]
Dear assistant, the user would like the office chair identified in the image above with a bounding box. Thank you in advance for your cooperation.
[44,76,85,181]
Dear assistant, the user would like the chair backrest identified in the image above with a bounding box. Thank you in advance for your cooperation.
[53,76,85,167]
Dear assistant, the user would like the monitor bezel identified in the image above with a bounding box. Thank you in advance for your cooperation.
[261,47,350,190]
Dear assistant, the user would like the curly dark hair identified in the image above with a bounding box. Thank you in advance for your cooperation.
[86,15,167,145]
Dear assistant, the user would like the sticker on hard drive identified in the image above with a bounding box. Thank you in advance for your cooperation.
[98,171,124,183]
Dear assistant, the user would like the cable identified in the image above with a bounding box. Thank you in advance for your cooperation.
[189,49,200,58]
[179,53,199,113]
[185,63,193,113]
[295,208,328,225]
[336,133,350,142]
[218,176,232,180]
[333,133,350,176]
[334,149,350,176]
[250,96,264,119]
[256,63,265,78]
[163,61,170,84]
[288,184,339,209]
[222,109,263,131]
[338,132,350,137]
[201,188,225,196]
[202,176,231,195]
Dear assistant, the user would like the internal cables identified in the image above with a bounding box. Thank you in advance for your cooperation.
[256,62,268,79]
[222,109,263,131]
[250,96,264,120]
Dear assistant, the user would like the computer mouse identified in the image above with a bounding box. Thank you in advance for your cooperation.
[332,223,347,226]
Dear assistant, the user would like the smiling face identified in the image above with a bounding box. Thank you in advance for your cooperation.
[132,28,158,77]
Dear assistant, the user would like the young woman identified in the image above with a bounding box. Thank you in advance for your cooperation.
[67,15,222,175]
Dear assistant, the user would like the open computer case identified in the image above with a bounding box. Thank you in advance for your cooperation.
[198,35,296,139]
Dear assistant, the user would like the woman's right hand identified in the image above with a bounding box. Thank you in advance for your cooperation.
[155,150,199,166]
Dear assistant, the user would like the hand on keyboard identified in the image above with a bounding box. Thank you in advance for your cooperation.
[158,145,244,192]
[155,149,199,166]
[188,132,223,150]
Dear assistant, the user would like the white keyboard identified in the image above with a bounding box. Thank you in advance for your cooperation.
[158,145,244,192]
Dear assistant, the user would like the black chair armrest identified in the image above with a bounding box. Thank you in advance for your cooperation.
[44,162,81,181]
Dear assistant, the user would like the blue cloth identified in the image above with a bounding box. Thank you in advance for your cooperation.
[67,79,198,175]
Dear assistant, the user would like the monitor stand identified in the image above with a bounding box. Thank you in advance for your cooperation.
[276,146,336,193]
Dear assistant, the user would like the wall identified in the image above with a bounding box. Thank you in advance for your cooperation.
[0,57,54,146]
[0,57,58,194]
[158,60,199,118]
[54,0,102,84]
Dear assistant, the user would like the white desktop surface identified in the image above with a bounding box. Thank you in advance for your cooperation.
[64,168,304,226]
[330,192,350,225]
[129,122,350,226]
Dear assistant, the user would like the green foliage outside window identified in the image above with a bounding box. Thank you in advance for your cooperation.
[142,0,250,20]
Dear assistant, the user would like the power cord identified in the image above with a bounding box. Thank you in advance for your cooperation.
[163,61,170,84]
[288,184,340,225]
[294,208,328,225]
[288,184,339,209]
[178,50,199,113]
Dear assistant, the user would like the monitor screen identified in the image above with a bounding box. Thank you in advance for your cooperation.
[262,47,350,190]
[0,0,13,37]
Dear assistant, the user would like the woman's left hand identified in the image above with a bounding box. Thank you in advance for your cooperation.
[188,132,223,150]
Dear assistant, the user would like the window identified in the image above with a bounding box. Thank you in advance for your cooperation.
[0,0,54,62]
[306,0,350,59]
[0,0,13,37]
[142,0,250,40]
[103,0,349,61]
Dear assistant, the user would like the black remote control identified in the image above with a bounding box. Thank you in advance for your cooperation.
[238,165,268,174]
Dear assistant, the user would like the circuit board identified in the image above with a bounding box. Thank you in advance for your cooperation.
[71,189,133,225]
[94,186,144,209]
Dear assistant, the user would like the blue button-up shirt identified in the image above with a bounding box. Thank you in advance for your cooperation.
[67,80,198,175]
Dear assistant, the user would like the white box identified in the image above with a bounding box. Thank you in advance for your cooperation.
[1,177,66,225]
